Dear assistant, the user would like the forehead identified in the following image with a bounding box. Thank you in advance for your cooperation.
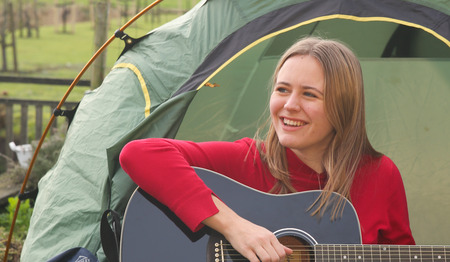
[276,55,325,88]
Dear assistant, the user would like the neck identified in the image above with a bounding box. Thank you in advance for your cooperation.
[314,244,449,262]
[291,148,325,174]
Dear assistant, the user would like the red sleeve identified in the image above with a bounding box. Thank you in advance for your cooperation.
[119,138,271,232]
[351,156,415,245]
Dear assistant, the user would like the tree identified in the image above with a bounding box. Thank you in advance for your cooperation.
[91,0,110,89]
[1,0,18,72]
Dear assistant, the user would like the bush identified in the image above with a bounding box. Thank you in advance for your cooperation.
[28,127,66,189]
[0,197,33,240]
[0,127,65,261]
[0,197,33,262]
[0,126,66,191]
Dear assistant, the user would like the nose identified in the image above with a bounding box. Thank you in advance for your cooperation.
[283,95,301,111]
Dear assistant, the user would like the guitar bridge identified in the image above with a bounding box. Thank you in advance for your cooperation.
[207,232,246,262]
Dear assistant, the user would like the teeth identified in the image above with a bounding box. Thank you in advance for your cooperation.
[283,118,306,127]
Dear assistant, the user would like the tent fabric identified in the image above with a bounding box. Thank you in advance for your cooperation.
[22,0,450,261]
[176,0,450,95]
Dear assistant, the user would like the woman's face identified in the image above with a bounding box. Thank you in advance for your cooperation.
[270,55,335,160]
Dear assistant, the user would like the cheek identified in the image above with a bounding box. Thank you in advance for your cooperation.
[315,110,334,132]
[307,105,333,128]
[269,95,283,116]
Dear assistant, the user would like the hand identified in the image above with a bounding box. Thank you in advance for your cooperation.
[223,216,292,262]
[203,196,293,262]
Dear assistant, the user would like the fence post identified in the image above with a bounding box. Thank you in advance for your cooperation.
[20,103,29,143]
[35,104,43,139]
[0,98,78,159]
[5,102,13,158]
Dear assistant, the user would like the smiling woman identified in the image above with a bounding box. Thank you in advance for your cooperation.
[119,36,414,262]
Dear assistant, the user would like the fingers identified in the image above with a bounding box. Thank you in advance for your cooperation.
[241,235,290,262]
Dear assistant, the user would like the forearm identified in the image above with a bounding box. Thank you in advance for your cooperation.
[120,138,219,231]
[203,195,292,262]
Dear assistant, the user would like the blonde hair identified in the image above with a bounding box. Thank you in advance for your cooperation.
[256,36,381,216]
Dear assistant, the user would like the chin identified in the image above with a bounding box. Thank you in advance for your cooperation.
[278,138,300,149]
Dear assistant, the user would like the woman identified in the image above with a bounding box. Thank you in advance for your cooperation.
[119,36,415,262]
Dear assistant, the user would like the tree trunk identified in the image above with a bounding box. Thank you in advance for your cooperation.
[34,0,40,38]
[91,0,110,89]
[18,0,24,37]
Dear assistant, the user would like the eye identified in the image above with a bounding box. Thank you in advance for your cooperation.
[304,91,317,98]
[274,86,289,93]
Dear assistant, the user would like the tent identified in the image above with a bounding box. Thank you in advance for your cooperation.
[21,0,450,261]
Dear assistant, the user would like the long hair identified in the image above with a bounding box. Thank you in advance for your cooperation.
[256,36,381,216]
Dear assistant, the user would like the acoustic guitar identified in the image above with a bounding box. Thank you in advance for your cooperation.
[120,167,449,261]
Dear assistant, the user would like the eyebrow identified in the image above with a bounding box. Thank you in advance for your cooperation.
[304,85,324,95]
[275,81,324,95]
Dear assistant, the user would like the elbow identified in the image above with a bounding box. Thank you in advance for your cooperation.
[119,139,146,179]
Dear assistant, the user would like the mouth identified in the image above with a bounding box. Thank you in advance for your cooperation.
[282,117,307,127]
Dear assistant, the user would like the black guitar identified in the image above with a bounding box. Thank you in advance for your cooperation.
[120,167,449,261]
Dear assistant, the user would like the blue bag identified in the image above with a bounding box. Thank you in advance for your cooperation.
[47,247,99,262]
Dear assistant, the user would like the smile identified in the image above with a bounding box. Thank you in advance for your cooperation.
[282,118,306,127]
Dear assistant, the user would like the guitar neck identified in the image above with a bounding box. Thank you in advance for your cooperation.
[314,244,449,262]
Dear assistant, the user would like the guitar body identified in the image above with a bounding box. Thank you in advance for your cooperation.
[120,167,362,261]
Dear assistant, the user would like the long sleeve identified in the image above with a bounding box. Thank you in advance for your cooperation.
[119,137,274,232]
[120,138,414,244]
[350,156,415,245]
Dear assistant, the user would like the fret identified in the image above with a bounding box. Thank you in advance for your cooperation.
[330,244,336,262]
[354,244,364,262]
[341,244,353,262]
[390,244,401,262]
[338,244,344,262]
[317,244,332,262]
[409,245,422,262]
[347,244,356,262]
[340,244,348,262]
[380,245,390,262]
[420,246,433,262]
[370,244,374,262]
[377,245,382,262]
[429,246,446,262]
[315,244,325,262]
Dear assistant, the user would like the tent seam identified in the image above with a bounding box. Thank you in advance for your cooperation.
[113,63,151,118]
[196,14,450,91]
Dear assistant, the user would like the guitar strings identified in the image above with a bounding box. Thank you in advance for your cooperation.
[217,243,450,260]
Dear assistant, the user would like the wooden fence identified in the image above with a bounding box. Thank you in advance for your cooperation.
[0,97,78,158]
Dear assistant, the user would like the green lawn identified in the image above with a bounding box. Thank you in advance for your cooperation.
[1,0,198,100]
[0,1,197,169]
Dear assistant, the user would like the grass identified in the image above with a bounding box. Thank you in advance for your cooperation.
[0,11,176,145]
[0,1,198,155]
[0,83,87,102]
[0,1,194,141]
[1,0,200,99]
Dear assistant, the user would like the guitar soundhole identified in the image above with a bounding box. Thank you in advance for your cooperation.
[279,235,313,262]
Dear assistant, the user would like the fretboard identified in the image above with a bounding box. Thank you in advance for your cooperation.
[315,244,449,262]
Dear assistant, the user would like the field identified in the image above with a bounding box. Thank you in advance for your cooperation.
[1,0,197,100]
[0,0,197,142]
[0,0,193,165]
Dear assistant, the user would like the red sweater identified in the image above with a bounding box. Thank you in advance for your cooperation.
[119,137,415,245]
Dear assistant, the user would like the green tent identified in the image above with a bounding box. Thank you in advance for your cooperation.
[22,0,450,261]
